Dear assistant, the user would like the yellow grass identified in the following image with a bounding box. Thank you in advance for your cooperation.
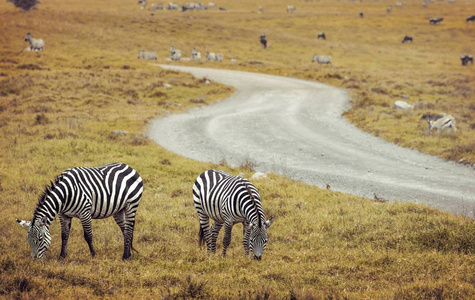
[1,0,474,298]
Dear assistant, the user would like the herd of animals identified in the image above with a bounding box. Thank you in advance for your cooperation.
[16,1,472,260]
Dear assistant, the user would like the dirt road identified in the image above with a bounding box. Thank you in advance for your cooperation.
[148,65,475,218]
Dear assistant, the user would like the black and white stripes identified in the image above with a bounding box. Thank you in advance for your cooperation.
[192,170,273,260]
[17,162,143,260]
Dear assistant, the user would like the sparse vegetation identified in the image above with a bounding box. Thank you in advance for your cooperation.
[1,0,474,298]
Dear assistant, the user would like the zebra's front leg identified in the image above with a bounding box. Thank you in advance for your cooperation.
[80,213,96,257]
[242,222,251,256]
[222,222,233,257]
[59,214,72,259]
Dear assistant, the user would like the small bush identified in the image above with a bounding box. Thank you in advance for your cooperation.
[8,0,40,11]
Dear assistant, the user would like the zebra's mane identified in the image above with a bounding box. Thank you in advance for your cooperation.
[244,182,262,228]
[33,175,62,217]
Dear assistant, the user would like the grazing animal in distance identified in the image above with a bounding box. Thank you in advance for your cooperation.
[206,52,223,62]
[359,11,364,18]
[137,50,157,60]
[387,6,392,13]
[402,35,413,43]
[460,55,473,66]
[191,47,201,60]
[24,32,44,51]
[427,114,457,135]
[16,163,143,260]
[260,34,267,49]
[429,17,444,25]
[312,55,332,64]
[317,32,326,40]
[193,170,273,260]
[286,5,296,13]
[467,15,475,22]
[170,46,182,61]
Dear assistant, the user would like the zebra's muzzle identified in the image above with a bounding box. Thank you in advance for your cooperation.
[253,255,262,261]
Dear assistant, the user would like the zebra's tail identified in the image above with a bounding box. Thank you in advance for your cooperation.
[199,226,205,247]
[131,244,139,253]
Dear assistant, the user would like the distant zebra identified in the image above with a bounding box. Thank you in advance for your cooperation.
[286,5,296,13]
[16,163,143,260]
[427,114,456,135]
[429,17,444,25]
[387,6,392,13]
[193,170,273,260]
[24,32,44,51]
[401,35,413,43]
[206,52,223,62]
[312,54,332,64]
[138,50,157,60]
[191,47,201,60]
[467,15,475,22]
[170,46,182,61]
[460,55,473,66]
[260,34,267,49]
[317,32,326,40]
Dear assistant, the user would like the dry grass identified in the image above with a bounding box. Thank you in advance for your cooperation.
[1,0,475,298]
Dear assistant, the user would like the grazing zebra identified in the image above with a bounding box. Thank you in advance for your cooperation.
[191,47,201,60]
[286,5,296,13]
[260,34,267,49]
[24,32,44,51]
[427,114,456,135]
[137,50,157,60]
[429,17,444,25]
[312,54,332,64]
[317,32,326,40]
[193,170,273,260]
[206,52,223,62]
[170,46,182,61]
[16,163,143,260]
[467,15,475,22]
[401,35,413,43]
[460,55,473,66]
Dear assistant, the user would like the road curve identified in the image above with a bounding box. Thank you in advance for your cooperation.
[148,65,475,218]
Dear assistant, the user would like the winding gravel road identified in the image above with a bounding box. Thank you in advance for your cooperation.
[148,65,475,218]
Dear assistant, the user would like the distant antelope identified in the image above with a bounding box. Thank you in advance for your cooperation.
[427,114,456,135]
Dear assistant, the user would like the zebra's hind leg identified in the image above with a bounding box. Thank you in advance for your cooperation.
[222,222,234,257]
[79,213,96,257]
[210,221,223,254]
[242,222,251,256]
[59,214,72,259]
[120,204,139,260]
[198,216,214,253]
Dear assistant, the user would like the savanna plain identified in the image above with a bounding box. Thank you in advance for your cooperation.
[0,0,474,298]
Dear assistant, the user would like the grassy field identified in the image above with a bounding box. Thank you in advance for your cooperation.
[1,0,475,298]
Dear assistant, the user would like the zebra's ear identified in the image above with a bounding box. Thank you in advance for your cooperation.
[16,219,31,229]
[265,218,274,228]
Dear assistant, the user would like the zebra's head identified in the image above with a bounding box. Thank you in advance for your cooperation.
[248,218,273,261]
[16,216,51,259]
[24,32,32,42]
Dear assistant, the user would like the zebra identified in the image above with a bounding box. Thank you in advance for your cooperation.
[312,55,332,64]
[260,34,267,49]
[24,32,44,51]
[317,32,326,40]
[170,46,182,61]
[427,114,456,135]
[401,35,413,43]
[191,47,201,60]
[193,170,273,260]
[16,163,143,260]
[387,6,392,13]
[429,17,444,25]
[137,50,157,60]
[206,52,223,62]
[286,5,296,13]
[460,55,473,66]
[467,15,475,22]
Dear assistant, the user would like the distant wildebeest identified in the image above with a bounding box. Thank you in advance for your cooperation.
[359,11,364,18]
[427,114,456,135]
[137,50,157,60]
[429,17,444,25]
[191,47,201,61]
[206,52,223,62]
[460,55,473,66]
[317,32,326,40]
[387,6,392,13]
[25,32,44,51]
[260,34,267,49]
[467,15,475,22]
[312,55,332,65]
[286,5,296,13]
[170,46,182,61]
[402,35,413,43]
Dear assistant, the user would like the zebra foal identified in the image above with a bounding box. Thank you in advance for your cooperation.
[193,170,273,260]
[16,163,143,260]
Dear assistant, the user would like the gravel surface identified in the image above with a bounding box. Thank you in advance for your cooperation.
[148,65,475,218]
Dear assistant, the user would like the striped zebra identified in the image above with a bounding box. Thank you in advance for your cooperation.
[138,50,157,60]
[427,114,456,135]
[206,52,223,62]
[193,170,273,260]
[170,46,182,61]
[24,32,44,51]
[312,54,332,64]
[16,163,143,260]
